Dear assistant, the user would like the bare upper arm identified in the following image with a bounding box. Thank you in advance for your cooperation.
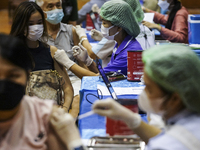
[50,45,58,58]
[49,46,73,94]
[72,27,80,46]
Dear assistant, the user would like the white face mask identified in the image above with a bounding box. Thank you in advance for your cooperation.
[138,90,165,116]
[27,24,43,41]
[101,24,119,40]
[158,0,170,11]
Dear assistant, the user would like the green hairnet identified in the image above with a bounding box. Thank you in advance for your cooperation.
[142,44,200,113]
[100,0,140,38]
[122,0,144,23]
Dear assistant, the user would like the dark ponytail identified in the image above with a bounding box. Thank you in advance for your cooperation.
[165,0,181,29]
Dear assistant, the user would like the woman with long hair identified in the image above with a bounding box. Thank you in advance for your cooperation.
[142,0,188,43]
[10,1,74,113]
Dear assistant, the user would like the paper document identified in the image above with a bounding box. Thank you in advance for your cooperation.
[97,84,145,96]
[143,13,155,23]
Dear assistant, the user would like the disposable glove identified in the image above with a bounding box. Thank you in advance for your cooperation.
[73,44,93,66]
[50,108,83,150]
[73,25,87,40]
[91,29,103,41]
[91,4,100,14]
[142,6,151,13]
[92,98,142,129]
[54,49,75,69]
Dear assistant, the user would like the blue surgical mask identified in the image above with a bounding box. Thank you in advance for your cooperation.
[158,0,169,11]
[44,9,64,25]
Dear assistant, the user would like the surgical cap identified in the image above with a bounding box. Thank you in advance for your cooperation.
[100,0,140,38]
[122,0,144,23]
[142,44,200,113]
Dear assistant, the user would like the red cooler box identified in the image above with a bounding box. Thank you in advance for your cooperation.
[86,12,99,31]
[106,99,138,136]
[127,50,144,81]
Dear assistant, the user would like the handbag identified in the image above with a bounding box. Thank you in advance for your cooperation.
[26,70,64,105]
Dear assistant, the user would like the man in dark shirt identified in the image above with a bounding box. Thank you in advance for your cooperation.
[62,0,78,26]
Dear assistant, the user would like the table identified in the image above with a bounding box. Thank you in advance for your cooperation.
[78,76,146,140]
[193,50,200,59]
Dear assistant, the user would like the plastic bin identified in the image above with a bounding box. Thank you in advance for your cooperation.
[86,12,99,31]
[188,15,200,44]
[193,50,200,59]
[127,50,144,82]
[106,99,138,136]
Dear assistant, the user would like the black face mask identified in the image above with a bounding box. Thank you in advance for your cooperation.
[0,80,25,111]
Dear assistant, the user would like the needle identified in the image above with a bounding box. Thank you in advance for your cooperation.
[77,111,95,120]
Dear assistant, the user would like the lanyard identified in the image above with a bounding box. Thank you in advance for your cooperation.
[113,36,134,58]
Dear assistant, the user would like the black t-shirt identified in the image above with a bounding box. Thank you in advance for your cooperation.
[62,0,78,23]
[28,42,54,71]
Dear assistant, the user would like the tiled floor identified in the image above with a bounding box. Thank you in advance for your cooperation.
[0,9,11,35]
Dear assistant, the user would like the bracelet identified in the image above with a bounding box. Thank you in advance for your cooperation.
[79,38,88,44]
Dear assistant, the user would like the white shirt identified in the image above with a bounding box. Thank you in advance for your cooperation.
[146,110,200,150]
[136,23,155,50]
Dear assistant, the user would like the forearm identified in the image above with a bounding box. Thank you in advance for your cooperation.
[69,64,98,79]
[87,61,99,73]
[123,112,161,143]
[160,27,187,43]
[155,24,162,31]
[131,121,161,144]
[63,87,74,112]
[60,68,74,112]
[149,10,168,25]
[81,37,97,59]
[77,59,88,69]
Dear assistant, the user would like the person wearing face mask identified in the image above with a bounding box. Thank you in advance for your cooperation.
[142,0,188,43]
[31,0,101,119]
[61,0,78,26]
[0,34,71,150]
[92,44,200,149]
[72,0,143,76]
[35,0,100,118]
[50,44,200,149]
[10,2,74,114]
[87,0,155,64]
